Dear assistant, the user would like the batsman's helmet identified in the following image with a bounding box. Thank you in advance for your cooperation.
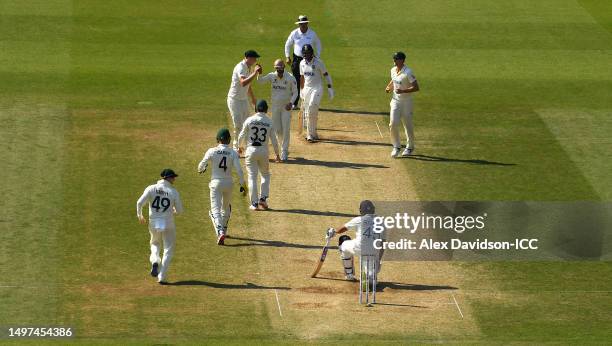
[339,234,351,246]
[302,44,314,56]
[393,51,406,61]
[359,200,375,215]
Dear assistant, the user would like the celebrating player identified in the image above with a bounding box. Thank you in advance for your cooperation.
[136,169,184,284]
[257,59,298,162]
[198,128,247,245]
[299,44,334,142]
[385,51,420,158]
[227,50,263,153]
[325,200,384,281]
[238,100,281,210]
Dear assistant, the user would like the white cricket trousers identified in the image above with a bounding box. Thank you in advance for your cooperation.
[149,222,176,282]
[389,97,415,149]
[302,87,323,139]
[245,147,270,206]
[340,239,381,275]
[271,102,291,159]
[209,179,233,235]
[227,97,249,150]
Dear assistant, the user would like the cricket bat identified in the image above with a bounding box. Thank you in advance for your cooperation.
[311,236,332,278]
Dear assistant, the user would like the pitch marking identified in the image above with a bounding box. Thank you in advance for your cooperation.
[451,293,464,319]
[274,289,283,317]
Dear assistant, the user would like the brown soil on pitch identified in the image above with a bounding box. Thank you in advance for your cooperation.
[238,111,481,339]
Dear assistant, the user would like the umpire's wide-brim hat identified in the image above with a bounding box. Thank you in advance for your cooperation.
[295,15,309,24]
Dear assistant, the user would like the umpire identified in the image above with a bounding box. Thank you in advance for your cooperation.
[284,15,322,109]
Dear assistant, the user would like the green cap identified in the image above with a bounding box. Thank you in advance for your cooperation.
[216,128,231,141]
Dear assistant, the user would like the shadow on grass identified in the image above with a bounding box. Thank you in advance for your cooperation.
[286,156,388,169]
[316,138,390,147]
[268,208,357,218]
[224,236,337,250]
[403,154,516,166]
[377,282,458,292]
[166,281,290,290]
[312,277,457,293]
[320,108,387,116]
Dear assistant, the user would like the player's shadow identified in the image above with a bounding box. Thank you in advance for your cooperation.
[320,108,388,116]
[286,157,388,169]
[316,138,389,147]
[269,208,357,218]
[166,281,290,290]
[402,154,515,166]
[376,282,458,292]
[224,236,338,250]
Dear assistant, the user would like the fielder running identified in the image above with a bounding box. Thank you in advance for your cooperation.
[385,51,420,158]
[325,200,384,281]
[257,59,298,161]
[228,50,263,153]
[238,100,281,210]
[300,44,334,142]
[136,169,184,284]
[197,128,247,245]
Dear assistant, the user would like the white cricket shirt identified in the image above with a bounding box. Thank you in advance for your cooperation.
[136,179,183,220]
[257,72,298,105]
[300,57,328,89]
[391,65,417,101]
[238,112,280,155]
[198,144,244,184]
[228,60,252,100]
[284,28,322,58]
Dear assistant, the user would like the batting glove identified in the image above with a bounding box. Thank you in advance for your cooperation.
[327,87,334,100]
[326,227,336,238]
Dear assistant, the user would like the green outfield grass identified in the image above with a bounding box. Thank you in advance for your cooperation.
[1,0,611,343]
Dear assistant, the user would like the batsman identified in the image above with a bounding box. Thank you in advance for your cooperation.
[325,200,384,281]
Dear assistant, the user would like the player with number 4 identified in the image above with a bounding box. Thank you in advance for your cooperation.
[238,100,281,211]
[198,128,247,245]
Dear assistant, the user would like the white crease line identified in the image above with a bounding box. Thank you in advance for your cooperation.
[374,121,384,138]
[451,293,464,319]
[274,289,283,317]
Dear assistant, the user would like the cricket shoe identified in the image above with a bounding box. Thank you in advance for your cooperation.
[401,148,414,156]
[217,232,226,246]
[306,137,315,143]
[292,104,299,110]
[390,147,400,158]
[345,274,356,281]
[249,203,258,211]
[258,198,269,210]
[150,263,159,277]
